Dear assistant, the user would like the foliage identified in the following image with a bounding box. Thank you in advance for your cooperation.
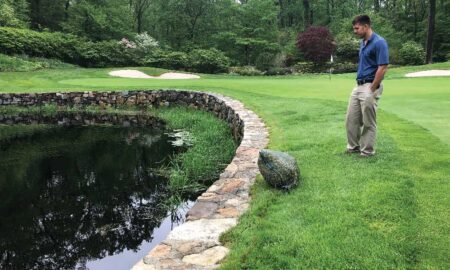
[297,26,336,63]
[0,0,449,71]
[134,32,159,52]
[0,1,25,28]
[0,27,78,61]
[399,41,426,65]
[293,61,328,74]
[187,48,230,73]
[331,61,358,74]
[76,40,138,67]
[0,53,74,72]
[154,106,237,196]
[335,37,359,63]
[145,50,189,70]
[228,66,263,76]
[212,0,280,67]
[0,27,137,68]
[1,0,450,68]
[255,52,277,71]
[264,67,293,76]
[62,0,134,41]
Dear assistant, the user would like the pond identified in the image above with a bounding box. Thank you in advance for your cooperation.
[0,112,191,270]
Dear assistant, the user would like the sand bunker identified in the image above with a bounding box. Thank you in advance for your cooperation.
[405,70,450,77]
[109,70,200,79]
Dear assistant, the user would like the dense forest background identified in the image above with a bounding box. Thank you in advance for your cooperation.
[0,0,449,73]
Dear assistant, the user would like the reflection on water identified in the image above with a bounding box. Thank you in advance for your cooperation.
[0,113,187,270]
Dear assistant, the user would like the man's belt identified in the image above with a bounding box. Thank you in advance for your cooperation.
[356,79,374,85]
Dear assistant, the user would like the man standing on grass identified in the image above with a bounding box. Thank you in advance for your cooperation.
[346,14,389,157]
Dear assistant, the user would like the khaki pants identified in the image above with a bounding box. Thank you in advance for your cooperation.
[346,83,383,155]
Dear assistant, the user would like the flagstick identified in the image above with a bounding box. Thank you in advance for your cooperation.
[329,54,334,80]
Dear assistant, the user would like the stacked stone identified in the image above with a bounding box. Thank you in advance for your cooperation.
[0,112,164,127]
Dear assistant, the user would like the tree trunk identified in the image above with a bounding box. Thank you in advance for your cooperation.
[303,0,310,28]
[374,0,380,12]
[326,0,330,24]
[132,0,151,33]
[426,0,436,63]
[137,13,142,33]
[64,0,70,21]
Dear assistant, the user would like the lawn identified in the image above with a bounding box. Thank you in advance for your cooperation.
[0,62,449,269]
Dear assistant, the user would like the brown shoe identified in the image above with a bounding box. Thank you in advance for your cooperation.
[345,148,360,154]
[360,152,375,157]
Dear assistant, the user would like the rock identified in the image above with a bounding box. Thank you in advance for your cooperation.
[182,246,229,266]
[166,218,237,243]
[218,179,245,194]
[187,202,218,219]
[258,149,299,190]
[148,244,171,257]
[217,207,239,218]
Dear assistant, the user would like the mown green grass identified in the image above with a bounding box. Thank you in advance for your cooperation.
[0,62,449,269]
[219,94,449,269]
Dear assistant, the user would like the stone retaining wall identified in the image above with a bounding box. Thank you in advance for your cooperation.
[0,112,164,127]
[0,90,269,269]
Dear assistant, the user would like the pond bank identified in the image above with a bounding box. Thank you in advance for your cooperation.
[0,90,269,269]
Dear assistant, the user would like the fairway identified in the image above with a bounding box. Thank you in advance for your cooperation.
[1,63,449,269]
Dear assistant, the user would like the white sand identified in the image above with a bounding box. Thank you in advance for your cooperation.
[405,70,450,77]
[109,69,200,79]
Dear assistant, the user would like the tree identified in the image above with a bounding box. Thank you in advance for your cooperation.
[303,0,311,27]
[28,0,67,30]
[213,0,280,66]
[0,0,28,27]
[130,0,151,33]
[297,26,335,63]
[62,0,134,41]
[426,0,436,63]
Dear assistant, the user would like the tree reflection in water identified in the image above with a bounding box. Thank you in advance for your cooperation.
[0,113,184,269]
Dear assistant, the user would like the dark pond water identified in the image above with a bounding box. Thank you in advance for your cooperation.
[0,113,190,270]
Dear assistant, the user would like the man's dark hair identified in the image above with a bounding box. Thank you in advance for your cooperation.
[352,15,371,26]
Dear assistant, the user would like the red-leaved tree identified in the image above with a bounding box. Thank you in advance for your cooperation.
[296,26,336,63]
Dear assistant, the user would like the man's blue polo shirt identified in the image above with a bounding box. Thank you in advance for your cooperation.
[357,32,389,80]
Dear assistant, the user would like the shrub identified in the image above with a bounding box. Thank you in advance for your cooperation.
[0,53,40,71]
[296,26,336,63]
[133,32,159,59]
[0,2,26,28]
[0,27,77,61]
[264,67,293,76]
[389,47,401,65]
[331,62,357,74]
[134,32,158,50]
[228,66,263,76]
[255,52,276,71]
[336,37,359,63]
[0,27,138,67]
[76,40,138,67]
[293,62,328,73]
[398,41,425,65]
[145,50,189,70]
[0,53,74,72]
[187,48,230,74]
[282,53,296,67]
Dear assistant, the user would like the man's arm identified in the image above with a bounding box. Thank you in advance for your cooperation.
[370,64,388,92]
